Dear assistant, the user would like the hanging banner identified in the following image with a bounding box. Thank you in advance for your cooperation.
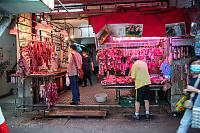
[107,24,143,37]
[165,22,186,37]
[107,24,125,37]
[195,36,200,56]
[125,24,143,37]
[96,23,143,47]
[190,22,200,36]
[96,25,110,45]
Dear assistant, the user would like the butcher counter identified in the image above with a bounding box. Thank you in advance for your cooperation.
[102,84,163,104]
[11,69,67,116]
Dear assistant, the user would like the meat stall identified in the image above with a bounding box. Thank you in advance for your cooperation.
[89,7,196,110]
[11,14,69,114]
[96,37,171,105]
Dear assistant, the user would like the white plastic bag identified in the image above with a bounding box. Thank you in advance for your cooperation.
[39,84,46,98]
[66,74,70,86]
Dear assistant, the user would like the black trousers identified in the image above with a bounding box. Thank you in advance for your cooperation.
[83,70,92,85]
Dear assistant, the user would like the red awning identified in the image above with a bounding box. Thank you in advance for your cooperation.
[89,7,194,37]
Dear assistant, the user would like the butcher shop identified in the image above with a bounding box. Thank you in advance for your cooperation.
[5,0,200,117]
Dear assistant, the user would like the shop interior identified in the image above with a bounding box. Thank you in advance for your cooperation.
[13,14,173,107]
[9,3,197,113]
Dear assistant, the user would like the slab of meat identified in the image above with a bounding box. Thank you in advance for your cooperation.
[96,48,163,77]
[17,54,30,84]
[45,83,58,109]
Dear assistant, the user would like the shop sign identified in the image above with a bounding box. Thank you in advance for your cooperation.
[125,24,143,37]
[96,23,144,45]
[107,24,143,37]
[96,25,110,45]
[172,38,195,47]
[195,36,200,56]
[107,24,125,37]
[191,22,200,36]
[165,22,186,37]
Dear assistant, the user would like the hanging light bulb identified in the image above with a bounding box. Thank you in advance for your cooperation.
[9,26,22,35]
[35,23,45,31]
[71,35,74,39]
[65,37,69,40]
[45,24,53,31]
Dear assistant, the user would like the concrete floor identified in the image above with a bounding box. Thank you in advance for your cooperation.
[2,108,200,133]
[0,74,199,133]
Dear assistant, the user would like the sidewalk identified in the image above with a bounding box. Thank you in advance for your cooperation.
[2,108,200,133]
[0,86,199,133]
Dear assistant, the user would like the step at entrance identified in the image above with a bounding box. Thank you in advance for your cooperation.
[46,109,107,119]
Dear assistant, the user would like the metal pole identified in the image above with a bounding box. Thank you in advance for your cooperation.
[56,0,70,14]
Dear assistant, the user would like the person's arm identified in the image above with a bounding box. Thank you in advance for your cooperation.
[130,64,136,81]
[67,54,72,73]
[128,71,131,76]
[184,85,200,94]
[89,57,94,71]
[91,61,94,71]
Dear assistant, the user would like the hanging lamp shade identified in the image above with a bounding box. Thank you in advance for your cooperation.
[60,30,68,36]
[45,24,53,31]
[35,23,45,31]
[9,27,22,35]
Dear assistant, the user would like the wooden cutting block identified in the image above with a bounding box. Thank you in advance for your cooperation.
[46,110,107,119]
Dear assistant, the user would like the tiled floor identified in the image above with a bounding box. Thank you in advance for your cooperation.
[57,74,169,106]
[57,82,130,105]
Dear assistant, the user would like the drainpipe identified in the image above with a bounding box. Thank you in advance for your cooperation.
[32,13,37,40]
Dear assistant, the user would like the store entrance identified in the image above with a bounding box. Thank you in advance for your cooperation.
[56,39,171,106]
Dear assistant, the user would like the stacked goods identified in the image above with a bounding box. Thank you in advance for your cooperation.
[120,95,144,107]
[101,74,168,85]
[101,75,116,85]
[120,95,135,107]
[150,77,169,84]
[31,72,54,75]
[101,75,133,85]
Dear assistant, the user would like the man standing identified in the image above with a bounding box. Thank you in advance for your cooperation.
[67,45,82,105]
[131,56,151,120]
[82,51,94,87]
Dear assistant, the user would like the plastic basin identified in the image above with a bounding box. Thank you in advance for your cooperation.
[95,93,107,103]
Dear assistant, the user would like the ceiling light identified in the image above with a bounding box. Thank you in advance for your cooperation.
[35,23,46,31]
[52,9,83,13]
[65,37,68,40]
[9,27,22,35]
[68,9,83,12]
[45,24,54,31]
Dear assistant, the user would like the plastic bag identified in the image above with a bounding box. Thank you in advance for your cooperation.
[175,95,188,111]
[66,74,70,86]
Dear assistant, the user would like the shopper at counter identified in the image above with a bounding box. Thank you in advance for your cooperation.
[67,45,82,105]
[130,56,151,120]
[177,56,200,133]
[82,51,94,87]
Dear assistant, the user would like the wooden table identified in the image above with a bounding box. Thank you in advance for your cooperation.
[52,69,67,91]
[102,84,163,104]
